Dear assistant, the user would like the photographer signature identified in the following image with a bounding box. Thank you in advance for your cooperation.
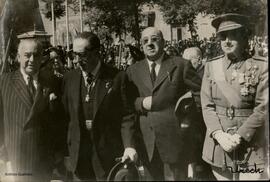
[227,163,264,174]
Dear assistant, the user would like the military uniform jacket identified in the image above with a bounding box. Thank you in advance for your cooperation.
[200,55,268,168]
[124,54,192,164]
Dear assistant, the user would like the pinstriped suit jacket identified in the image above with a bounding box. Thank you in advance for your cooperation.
[0,69,61,180]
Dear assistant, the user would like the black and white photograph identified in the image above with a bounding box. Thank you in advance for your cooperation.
[0,0,268,181]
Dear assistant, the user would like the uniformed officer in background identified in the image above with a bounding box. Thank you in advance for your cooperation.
[200,13,268,180]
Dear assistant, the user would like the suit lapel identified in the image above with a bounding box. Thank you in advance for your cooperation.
[153,55,177,91]
[93,65,112,119]
[12,70,32,110]
[72,69,82,116]
[137,59,153,91]
[24,84,50,128]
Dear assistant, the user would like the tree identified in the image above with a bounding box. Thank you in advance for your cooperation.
[79,0,154,45]
[155,0,267,36]
[41,0,78,20]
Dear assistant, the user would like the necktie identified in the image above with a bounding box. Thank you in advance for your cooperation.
[27,76,36,101]
[150,62,156,85]
[85,73,94,102]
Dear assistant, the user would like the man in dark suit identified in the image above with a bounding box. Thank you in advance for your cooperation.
[62,32,137,181]
[0,32,63,182]
[123,27,194,180]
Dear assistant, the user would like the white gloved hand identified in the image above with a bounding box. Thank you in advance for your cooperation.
[121,147,138,163]
[231,133,242,145]
[213,131,239,152]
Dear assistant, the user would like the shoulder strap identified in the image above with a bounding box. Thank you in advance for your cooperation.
[211,60,242,108]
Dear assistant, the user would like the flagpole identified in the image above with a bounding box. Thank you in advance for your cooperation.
[51,0,56,46]
[79,0,83,32]
[65,0,72,68]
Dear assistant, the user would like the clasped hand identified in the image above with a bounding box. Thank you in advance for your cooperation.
[214,131,242,152]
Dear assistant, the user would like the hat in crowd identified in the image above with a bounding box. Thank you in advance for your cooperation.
[211,13,249,34]
[17,30,51,40]
[107,161,141,181]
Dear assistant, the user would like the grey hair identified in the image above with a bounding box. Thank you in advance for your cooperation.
[18,38,43,54]
[182,47,202,60]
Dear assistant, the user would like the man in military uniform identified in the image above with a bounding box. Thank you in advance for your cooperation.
[201,13,268,180]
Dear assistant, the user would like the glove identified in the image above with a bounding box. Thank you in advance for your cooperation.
[213,130,240,152]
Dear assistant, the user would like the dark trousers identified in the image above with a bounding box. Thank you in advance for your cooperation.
[144,146,187,181]
[75,131,96,181]
[74,130,106,181]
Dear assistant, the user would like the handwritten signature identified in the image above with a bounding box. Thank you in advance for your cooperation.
[227,163,264,174]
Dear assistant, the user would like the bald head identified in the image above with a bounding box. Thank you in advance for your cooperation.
[183,47,202,69]
[141,27,165,61]
[141,27,164,40]
[182,47,202,60]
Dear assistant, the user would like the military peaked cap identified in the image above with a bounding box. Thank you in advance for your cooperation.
[211,13,249,34]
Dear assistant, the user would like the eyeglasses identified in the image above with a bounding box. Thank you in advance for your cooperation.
[72,51,89,59]
[142,36,161,45]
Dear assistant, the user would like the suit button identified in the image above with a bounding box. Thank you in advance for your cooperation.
[150,126,153,130]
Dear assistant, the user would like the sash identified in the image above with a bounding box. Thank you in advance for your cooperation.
[211,60,242,108]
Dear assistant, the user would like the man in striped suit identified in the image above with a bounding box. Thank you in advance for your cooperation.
[0,32,64,182]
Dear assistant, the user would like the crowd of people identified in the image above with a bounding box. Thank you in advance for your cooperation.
[33,33,268,74]
[0,13,268,182]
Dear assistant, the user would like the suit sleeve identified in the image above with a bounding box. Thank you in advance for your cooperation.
[125,68,146,114]
[200,62,223,136]
[237,62,268,141]
[120,71,136,148]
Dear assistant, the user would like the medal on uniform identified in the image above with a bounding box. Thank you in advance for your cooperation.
[232,70,238,77]
[253,65,258,70]
[249,87,256,94]
[240,86,249,96]
[238,73,245,84]
[250,79,257,86]
[231,70,237,81]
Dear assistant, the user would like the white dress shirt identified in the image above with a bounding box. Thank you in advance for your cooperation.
[20,68,38,89]
[146,53,165,76]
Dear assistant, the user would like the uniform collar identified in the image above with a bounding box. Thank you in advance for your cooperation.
[225,54,245,70]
